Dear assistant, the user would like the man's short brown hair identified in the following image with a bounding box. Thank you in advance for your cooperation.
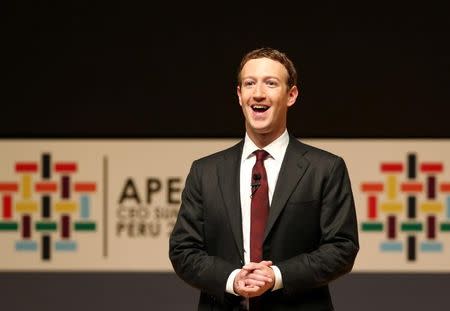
[237,47,297,89]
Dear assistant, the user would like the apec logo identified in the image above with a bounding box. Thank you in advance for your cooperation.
[0,153,97,261]
[360,153,450,261]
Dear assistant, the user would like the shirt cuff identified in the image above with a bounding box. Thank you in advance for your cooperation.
[271,265,283,291]
[226,269,241,295]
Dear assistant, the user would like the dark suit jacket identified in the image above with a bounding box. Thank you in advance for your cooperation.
[169,135,359,310]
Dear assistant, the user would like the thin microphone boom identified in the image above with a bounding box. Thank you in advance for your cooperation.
[251,173,261,198]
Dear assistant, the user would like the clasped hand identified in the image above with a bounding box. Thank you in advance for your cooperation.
[233,260,275,298]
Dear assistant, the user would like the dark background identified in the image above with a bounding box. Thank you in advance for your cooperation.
[2,2,450,310]
[3,2,450,138]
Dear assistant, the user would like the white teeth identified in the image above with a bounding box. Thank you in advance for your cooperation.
[252,105,269,109]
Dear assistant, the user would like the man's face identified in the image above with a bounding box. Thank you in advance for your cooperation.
[237,57,298,139]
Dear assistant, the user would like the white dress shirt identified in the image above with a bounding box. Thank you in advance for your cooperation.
[226,129,289,295]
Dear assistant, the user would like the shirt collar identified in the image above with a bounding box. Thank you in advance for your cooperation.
[242,129,289,162]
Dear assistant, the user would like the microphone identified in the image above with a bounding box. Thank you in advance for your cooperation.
[251,173,261,197]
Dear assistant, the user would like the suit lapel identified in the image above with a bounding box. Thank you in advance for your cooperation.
[264,137,310,241]
[218,141,245,261]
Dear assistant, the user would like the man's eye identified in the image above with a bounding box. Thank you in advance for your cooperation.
[243,81,255,87]
[266,80,278,87]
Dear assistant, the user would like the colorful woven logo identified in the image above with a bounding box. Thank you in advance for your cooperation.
[361,153,450,261]
[0,153,97,261]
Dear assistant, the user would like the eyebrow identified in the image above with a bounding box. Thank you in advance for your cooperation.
[242,76,281,81]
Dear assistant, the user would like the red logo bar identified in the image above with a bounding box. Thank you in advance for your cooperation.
[381,163,403,173]
[0,183,19,192]
[54,163,77,173]
[401,182,423,193]
[361,183,384,192]
[440,183,450,192]
[368,196,377,219]
[35,182,58,192]
[15,163,38,172]
[74,182,96,192]
[420,163,443,173]
[2,195,12,219]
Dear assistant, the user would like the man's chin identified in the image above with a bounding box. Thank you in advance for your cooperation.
[249,127,272,136]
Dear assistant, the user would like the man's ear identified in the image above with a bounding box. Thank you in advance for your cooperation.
[287,85,299,107]
[237,85,242,106]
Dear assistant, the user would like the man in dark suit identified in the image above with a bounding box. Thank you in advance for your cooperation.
[169,47,359,310]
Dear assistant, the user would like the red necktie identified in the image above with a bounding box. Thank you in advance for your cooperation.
[250,150,270,262]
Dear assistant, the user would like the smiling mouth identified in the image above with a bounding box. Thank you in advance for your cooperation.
[251,104,270,112]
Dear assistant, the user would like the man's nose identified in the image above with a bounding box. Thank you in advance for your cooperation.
[253,83,266,100]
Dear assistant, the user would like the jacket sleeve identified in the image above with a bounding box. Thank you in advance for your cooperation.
[276,156,359,296]
[169,160,236,303]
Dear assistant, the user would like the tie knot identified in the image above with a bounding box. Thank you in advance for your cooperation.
[253,150,269,161]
